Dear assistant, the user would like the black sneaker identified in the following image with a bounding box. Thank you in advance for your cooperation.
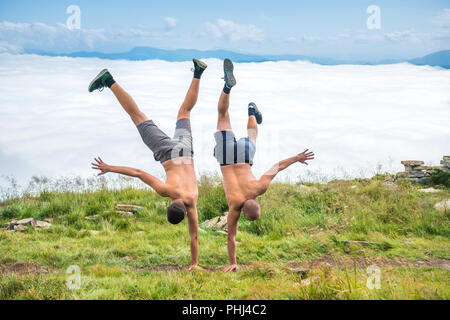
[248,102,263,124]
[193,58,207,72]
[223,59,236,89]
[88,69,112,92]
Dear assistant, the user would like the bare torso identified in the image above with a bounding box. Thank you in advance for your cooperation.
[163,157,198,206]
[220,163,260,210]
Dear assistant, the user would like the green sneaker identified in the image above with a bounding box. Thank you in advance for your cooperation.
[193,58,207,72]
[88,69,112,92]
[192,59,207,78]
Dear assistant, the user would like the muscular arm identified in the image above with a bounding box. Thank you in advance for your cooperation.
[186,205,199,269]
[257,150,315,196]
[223,207,241,272]
[91,157,170,197]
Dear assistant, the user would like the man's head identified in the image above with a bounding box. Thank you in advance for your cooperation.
[243,199,261,221]
[167,200,187,224]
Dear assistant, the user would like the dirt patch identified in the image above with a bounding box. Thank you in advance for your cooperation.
[136,265,218,272]
[136,257,450,273]
[286,256,450,270]
[0,262,52,275]
[140,265,185,272]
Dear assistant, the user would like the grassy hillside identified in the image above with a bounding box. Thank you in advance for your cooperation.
[0,174,449,300]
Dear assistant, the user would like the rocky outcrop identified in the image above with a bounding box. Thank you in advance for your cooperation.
[115,204,144,212]
[201,213,228,232]
[5,218,52,232]
[441,156,450,172]
[397,156,449,183]
[115,204,143,217]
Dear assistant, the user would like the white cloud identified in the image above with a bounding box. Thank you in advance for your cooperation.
[0,21,108,51]
[0,41,22,53]
[384,29,415,42]
[0,21,160,53]
[335,29,428,43]
[0,54,449,190]
[431,9,450,40]
[205,19,265,42]
[285,37,297,43]
[337,30,384,42]
[164,17,177,30]
[336,14,450,44]
[285,35,319,43]
[301,35,319,42]
[433,8,450,29]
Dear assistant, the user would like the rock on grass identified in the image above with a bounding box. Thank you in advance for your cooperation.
[4,218,52,232]
[434,199,450,211]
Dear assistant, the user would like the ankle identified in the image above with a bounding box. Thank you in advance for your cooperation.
[223,84,231,94]
[193,69,204,79]
[105,75,116,88]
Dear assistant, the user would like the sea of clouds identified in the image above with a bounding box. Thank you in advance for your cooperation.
[0,53,449,191]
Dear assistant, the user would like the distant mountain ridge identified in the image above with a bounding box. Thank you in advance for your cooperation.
[25,47,450,68]
[409,50,450,69]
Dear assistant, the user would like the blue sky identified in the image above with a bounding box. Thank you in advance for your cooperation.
[0,0,449,60]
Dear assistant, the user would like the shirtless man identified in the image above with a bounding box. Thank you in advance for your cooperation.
[214,59,315,272]
[88,59,208,270]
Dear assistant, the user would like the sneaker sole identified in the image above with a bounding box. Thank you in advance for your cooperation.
[88,68,109,92]
[193,59,208,70]
[224,59,236,88]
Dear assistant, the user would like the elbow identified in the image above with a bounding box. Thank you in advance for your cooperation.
[258,183,269,196]
[135,169,144,178]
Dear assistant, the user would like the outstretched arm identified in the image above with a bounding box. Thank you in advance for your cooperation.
[186,205,199,270]
[91,157,170,197]
[257,149,315,195]
[223,207,241,272]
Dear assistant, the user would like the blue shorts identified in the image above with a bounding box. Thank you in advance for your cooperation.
[213,130,256,166]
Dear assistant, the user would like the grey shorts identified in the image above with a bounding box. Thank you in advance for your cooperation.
[137,118,193,164]
[213,130,256,166]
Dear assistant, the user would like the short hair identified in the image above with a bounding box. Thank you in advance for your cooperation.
[243,199,261,221]
[167,201,186,224]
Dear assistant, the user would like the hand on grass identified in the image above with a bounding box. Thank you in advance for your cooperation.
[222,264,239,273]
[91,157,111,176]
[297,149,315,165]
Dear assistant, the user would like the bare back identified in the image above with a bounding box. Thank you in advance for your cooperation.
[163,157,198,207]
[220,164,260,210]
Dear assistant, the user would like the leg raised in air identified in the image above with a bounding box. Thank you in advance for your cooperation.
[247,102,262,144]
[88,69,148,126]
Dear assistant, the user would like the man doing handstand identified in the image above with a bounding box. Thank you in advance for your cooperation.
[214,59,315,272]
[88,59,208,270]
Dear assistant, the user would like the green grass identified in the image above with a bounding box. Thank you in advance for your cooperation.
[0,175,449,300]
